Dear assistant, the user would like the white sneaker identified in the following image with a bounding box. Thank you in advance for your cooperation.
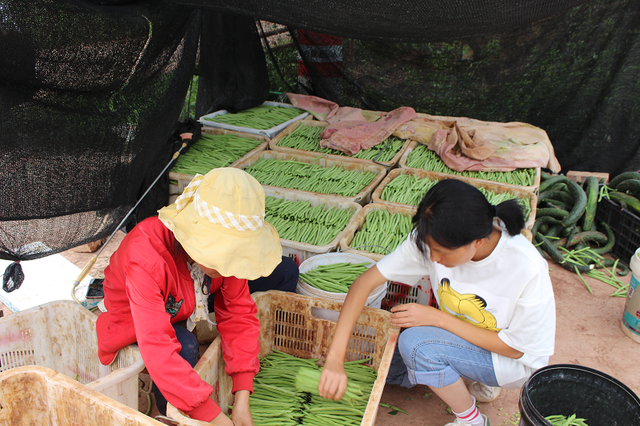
[444,413,490,426]
[467,381,502,403]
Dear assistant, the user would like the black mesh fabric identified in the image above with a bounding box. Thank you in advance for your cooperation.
[2,0,640,269]
[0,1,200,262]
[177,0,591,42]
[288,0,640,175]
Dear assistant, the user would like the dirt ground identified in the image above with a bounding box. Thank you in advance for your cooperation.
[2,231,638,426]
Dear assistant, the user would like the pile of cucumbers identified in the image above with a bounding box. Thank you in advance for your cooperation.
[533,170,640,275]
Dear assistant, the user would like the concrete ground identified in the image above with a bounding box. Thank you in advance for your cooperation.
[2,231,638,426]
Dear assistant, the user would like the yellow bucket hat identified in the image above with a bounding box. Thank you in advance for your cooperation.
[158,167,282,280]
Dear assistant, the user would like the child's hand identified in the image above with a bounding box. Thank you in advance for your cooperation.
[318,356,348,400]
[390,303,442,328]
[231,390,254,426]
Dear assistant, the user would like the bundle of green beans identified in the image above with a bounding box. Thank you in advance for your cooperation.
[380,174,532,221]
[277,123,406,162]
[544,414,589,426]
[350,209,414,255]
[245,158,378,197]
[203,105,304,130]
[405,144,537,187]
[299,262,371,293]
[247,350,377,426]
[170,133,261,176]
[265,197,356,246]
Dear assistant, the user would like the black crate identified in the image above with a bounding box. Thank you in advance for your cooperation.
[596,198,640,265]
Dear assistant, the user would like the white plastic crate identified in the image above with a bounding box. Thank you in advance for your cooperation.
[198,101,309,139]
[0,366,160,426]
[265,187,363,264]
[0,300,144,410]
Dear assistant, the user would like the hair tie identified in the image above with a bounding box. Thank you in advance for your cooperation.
[493,204,499,217]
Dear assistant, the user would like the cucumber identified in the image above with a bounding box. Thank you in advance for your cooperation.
[590,222,615,255]
[535,232,594,273]
[532,216,562,237]
[582,176,598,231]
[538,190,575,205]
[615,178,640,198]
[566,231,608,247]
[543,200,572,211]
[561,178,588,227]
[608,191,640,216]
[536,208,569,220]
[608,171,640,189]
[539,175,569,193]
[545,224,565,238]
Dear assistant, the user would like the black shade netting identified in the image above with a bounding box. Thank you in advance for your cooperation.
[288,0,640,175]
[0,0,200,262]
[195,11,269,117]
[176,0,591,43]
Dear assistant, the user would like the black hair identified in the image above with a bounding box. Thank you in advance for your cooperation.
[412,179,525,256]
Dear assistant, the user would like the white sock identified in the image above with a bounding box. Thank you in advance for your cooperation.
[452,396,484,426]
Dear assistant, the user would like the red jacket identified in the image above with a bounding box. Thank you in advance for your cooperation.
[96,217,260,421]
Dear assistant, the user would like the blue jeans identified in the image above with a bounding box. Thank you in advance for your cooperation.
[386,326,499,388]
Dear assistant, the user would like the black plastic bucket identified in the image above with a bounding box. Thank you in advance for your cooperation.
[519,364,640,426]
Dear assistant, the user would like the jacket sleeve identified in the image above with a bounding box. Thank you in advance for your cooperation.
[125,261,221,422]
[214,276,261,394]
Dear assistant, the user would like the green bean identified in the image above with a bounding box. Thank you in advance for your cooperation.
[544,413,589,425]
[245,158,377,197]
[350,209,413,255]
[245,351,377,426]
[265,196,356,246]
[299,262,370,293]
[380,174,532,220]
[170,133,262,175]
[405,144,537,187]
[203,105,304,130]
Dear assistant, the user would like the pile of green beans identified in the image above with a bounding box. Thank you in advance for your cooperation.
[405,144,537,187]
[170,133,261,176]
[277,123,406,162]
[299,262,371,293]
[248,350,377,426]
[245,158,378,197]
[544,414,589,426]
[350,209,414,255]
[203,105,304,130]
[380,174,532,221]
[265,197,356,246]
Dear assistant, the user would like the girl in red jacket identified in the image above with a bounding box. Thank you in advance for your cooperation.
[96,168,297,426]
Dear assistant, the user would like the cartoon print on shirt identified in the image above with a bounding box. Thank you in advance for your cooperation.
[165,293,184,318]
[437,278,499,331]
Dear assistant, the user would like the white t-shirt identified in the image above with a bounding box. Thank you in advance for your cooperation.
[376,227,556,388]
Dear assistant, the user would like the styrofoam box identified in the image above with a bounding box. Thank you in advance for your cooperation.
[269,119,412,169]
[0,300,144,410]
[371,167,538,230]
[264,187,363,264]
[398,140,541,193]
[0,366,160,426]
[198,101,309,139]
[167,291,400,426]
[168,127,269,197]
[235,150,388,205]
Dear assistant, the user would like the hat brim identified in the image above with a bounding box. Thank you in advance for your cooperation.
[158,203,283,280]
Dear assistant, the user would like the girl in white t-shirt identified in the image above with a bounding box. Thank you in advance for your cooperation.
[319,179,555,426]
